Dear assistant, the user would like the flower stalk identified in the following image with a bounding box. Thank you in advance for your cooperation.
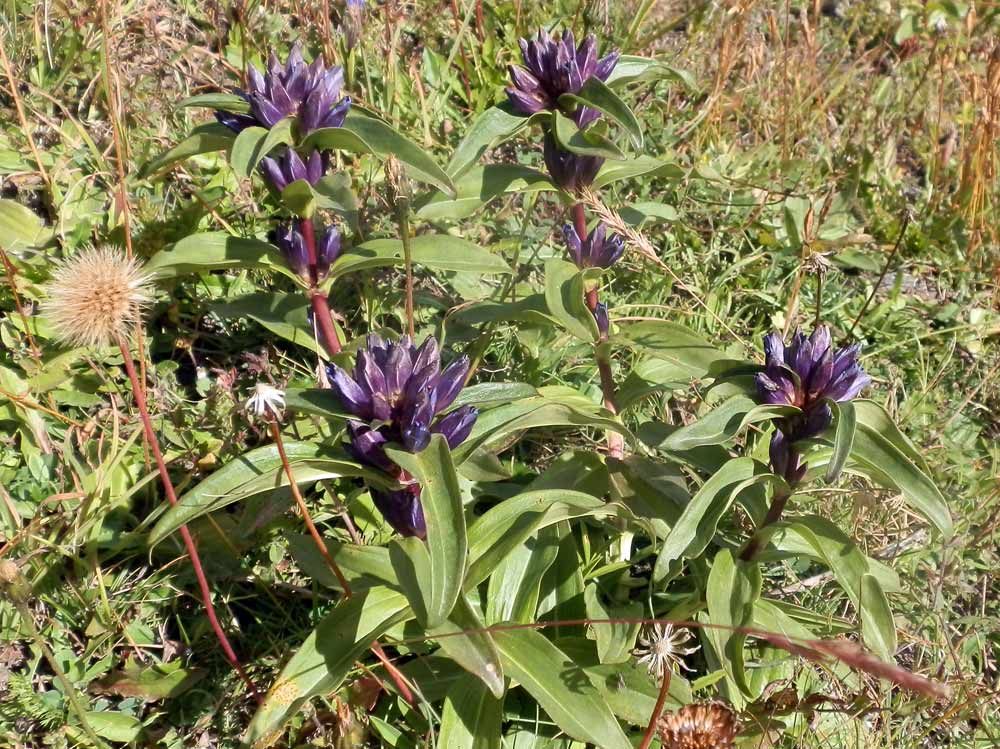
[118,337,260,702]
[299,217,343,356]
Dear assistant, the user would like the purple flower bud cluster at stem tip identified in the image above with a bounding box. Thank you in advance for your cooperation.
[508,31,620,195]
[260,148,328,193]
[327,335,478,538]
[562,221,624,270]
[273,222,341,283]
[755,326,870,484]
[214,42,351,134]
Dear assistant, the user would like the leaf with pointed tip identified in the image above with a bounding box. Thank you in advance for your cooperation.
[544,259,600,343]
[552,110,626,159]
[139,123,235,177]
[559,77,643,150]
[145,232,299,282]
[446,104,545,178]
[438,674,503,749]
[825,400,856,482]
[326,235,510,282]
[178,93,250,112]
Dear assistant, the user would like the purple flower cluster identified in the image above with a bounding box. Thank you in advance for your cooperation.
[507,30,620,195]
[260,149,328,192]
[562,222,624,270]
[506,29,619,128]
[273,222,341,283]
[328,335,478,538]
[215,43,351,134]
[756,327,870,483]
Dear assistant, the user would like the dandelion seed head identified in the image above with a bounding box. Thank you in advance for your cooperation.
[246,383,285,421]
[633,623,699,680]
[42,247,152,348]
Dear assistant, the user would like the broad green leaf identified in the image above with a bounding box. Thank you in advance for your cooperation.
[280,179,316,218]
[844,403,951,536]
[651,395,796,451]
[860,574,897,662]
[619,201,679,228]
[389,536,433,624]
[493,629,631,749]
[605,55,696,89]
[450,294,559,329]
[653,458,765,582]
[92,661,205,701]
[178,92,250,112]
[544,259,600,343]
[825,400,856,482]
[452,382,539,409]
[559,77,643,150]
[552,110,626,159]
[615,320,728,378]
[0,199,52,249]
[417,165,555,220]
[584,584,642,664]
[230,125,266,180]
[770,516,901,609]
[148,444,386,546]
[284,388,352,419]
[342,109,455,196]
[299,126,376,155]
[438,674,503,749]
[387,436,466,628]
[706,549,760,700]
[447,104,536,178]
[430,596,505,698]
[286,534,398,592]
[327,235,510,281]
[313,172,359,230]
[139,122,234,177]
[244,587,411,747]
[84,711,142,743]
[146,232,299,282]
[486,526,559,624]
[593,156,683,188]
[853,400,931,471]
[213,292,326,357]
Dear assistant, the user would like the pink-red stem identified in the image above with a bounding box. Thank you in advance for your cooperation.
[300,218,342,356]
[118,338,260,703]
[638,669,672,749]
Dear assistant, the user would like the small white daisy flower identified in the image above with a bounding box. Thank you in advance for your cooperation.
[245,383,285,421]
[634,623,699,680]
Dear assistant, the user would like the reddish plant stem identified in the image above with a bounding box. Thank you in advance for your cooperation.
[117,337,260,702]
[300,218,342,356]
[573,202,623,459]
[638,669,672,749]
[269,421,352,594]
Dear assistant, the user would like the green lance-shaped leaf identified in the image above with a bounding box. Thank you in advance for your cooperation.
[605,55,696,89]
[593,156,684,189]
[825,400,856,482]
[429,596,505,698]
[326,234,511,282]
[230,118,294,180]
[584,584,642,665]
[552,110,626,160]
[340,109,455,196]
[139,122,235,177]
[438,673,503,749]
[279,179,316,218]
[485,526,560,624]
[844,400,952,537]
[705,548,761,701]
[0,199,53,249]
[177,92,251,112]
[286,534,399,593]
[653,457,768,583]
[615,320,729,379]
[651,395,797,451]
[387,435,467,628]
[558,77,643,150]
[494,629,632,749]
[860,573,898,663]
[446,104,542,178]
[243,587,411,747]
[299,126,377,155]
[144,232,298,282]
[544,259,600,343]
[417,165,555,221]
[213,292,327,358]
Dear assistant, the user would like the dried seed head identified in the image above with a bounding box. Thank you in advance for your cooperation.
[42,247,152,348]
[657,702,739,749]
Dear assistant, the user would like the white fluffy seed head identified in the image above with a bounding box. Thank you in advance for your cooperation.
[42,247,152,348]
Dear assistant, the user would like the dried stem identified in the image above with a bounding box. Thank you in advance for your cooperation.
[638,668,672,749]
[98,0,133,257]
[848,212,910,338]
[116,336,260,702]
[268,421,352,595]
[0,30,51,195]
[395,194,416,337]
[0,248,42,362]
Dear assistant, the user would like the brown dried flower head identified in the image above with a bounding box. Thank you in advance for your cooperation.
[42,247,152,348]
[657,702,739,749]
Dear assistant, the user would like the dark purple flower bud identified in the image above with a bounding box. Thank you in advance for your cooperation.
[316,225,341,281]
[506,29,619,128]
[593,302,610,338]
[755,325,870,485]
[259,148,327,192]
[214,43,351,135]
[433,405,478,449]
[543,132,603,194]
[561,222,624,269]
[328,365,373,419]
[435,356,471,412]
[372,485,426,539]
[345,421,393,471]
[273,223,310,279]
